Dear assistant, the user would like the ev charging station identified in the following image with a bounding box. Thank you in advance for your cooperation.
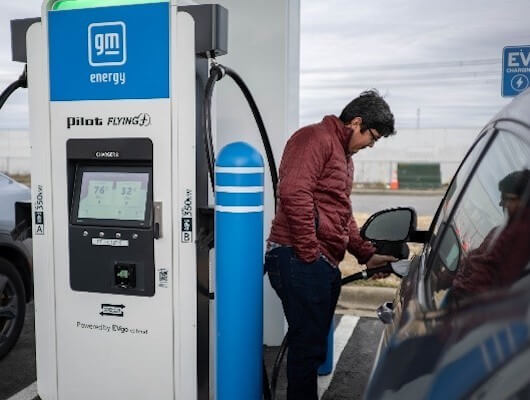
[27,1,206,399]
[10,0,300,399]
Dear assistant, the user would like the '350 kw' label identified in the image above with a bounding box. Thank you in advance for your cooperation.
[34,185,45,235]
[181,189,193,243]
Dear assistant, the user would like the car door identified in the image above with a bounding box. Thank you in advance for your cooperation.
[377,127,493,345]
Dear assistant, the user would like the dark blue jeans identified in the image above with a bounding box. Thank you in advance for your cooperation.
[265,246,341,400]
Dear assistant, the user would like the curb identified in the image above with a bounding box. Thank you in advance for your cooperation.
[338,285,396,311]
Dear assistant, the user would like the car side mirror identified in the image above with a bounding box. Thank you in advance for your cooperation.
[361,207,417,242]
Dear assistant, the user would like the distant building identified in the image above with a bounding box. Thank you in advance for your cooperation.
[0,128,479,185]
[353,128,479,186]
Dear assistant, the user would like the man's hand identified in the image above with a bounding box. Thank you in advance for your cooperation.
[366,253,398,268]
[365,254,398,279]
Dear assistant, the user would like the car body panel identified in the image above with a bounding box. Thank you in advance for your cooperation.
[0,173,30,228]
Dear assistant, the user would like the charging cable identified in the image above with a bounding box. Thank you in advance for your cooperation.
[0,66,27,111]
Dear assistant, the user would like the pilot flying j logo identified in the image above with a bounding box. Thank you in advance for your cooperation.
[66,113,151,129]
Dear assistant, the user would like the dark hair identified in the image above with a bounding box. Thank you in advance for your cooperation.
[499,169,530,196]
[339,89,396,137]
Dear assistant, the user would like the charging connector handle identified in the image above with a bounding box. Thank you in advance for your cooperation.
[340,263,393,285]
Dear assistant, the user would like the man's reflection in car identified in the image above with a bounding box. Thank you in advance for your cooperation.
[451,169,530,303]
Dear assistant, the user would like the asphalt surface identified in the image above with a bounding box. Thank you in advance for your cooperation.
[351,193,443,216]
[322,318,383,400]
[0,303,36,400]
[264,315,384,400]
[2,306,384,400]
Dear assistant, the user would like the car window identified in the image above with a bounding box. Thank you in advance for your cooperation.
[425,131,490,262]
[436,225,460,272]
[0,173,12,186]
[426,130,530,310]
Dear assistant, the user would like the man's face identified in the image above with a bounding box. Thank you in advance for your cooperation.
[346,117,381,155]
[500,193,522,219]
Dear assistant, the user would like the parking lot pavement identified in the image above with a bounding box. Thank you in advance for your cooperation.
[322,317,383,400]
[264,315,384,400]
[2,308,383,400]
[0,303,36,400]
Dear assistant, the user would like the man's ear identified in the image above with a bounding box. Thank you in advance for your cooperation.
[350,116,362,128]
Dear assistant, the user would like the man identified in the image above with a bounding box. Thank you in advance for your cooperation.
[265,90,397,399]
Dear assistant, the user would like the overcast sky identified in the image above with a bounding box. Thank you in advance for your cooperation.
[1,0,529,129]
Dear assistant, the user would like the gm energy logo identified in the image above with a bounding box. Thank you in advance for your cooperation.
[48,3,169,100]
[88,22,127,67]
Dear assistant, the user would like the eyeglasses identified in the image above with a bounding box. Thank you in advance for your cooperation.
[368,128,380,143]
[499,194,519,206]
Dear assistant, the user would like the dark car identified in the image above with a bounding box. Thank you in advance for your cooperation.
[363,89,530,399]
[0,173,32,359]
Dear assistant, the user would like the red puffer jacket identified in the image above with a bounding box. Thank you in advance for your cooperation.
[453,209,530,298]
[268,115,375,266]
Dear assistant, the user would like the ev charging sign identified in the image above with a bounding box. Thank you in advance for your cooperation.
[502,46,530,97]
[49,3,169,101]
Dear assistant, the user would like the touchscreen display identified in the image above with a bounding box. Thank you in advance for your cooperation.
[77,171,149,221]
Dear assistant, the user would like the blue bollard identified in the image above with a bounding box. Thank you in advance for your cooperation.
[318,322,334,376]
[215,141,264,400]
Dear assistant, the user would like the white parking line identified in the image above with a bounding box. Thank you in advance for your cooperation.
[7,381,37,400]
[318,315,360,399]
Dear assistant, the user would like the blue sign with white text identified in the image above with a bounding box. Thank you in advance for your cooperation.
[49,2,169,101]
[502,46,530,97]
